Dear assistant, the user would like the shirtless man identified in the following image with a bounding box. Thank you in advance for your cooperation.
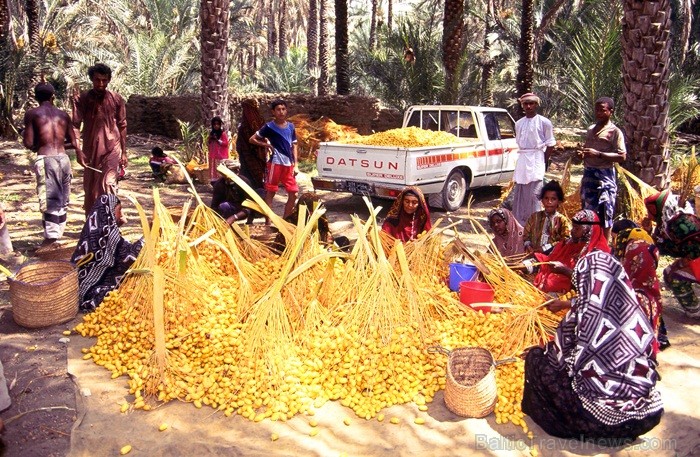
[23,82,81,245]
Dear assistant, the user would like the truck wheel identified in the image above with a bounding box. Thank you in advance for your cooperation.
[432,169,468,211]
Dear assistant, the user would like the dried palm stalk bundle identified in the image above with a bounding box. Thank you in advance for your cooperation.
[73,163,562,430]
[670,146,700,207]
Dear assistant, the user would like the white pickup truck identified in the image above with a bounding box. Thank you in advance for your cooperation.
[312,105,519,211]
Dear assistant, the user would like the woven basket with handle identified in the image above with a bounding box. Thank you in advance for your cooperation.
[35,240,77,262]
[432,346,500,418]
[9,260,78,328]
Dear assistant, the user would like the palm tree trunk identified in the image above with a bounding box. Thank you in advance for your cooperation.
[369,0,378,52]
[481,0,495,106]
[26,0,40,54]
[0,0,8,46]
[318,0,330,95]
[387,0,393,31]
[268,0,277,57]
[0,0,15,137]
[200,0,231,130]
[442,0,464,103]
[621,0,672,187]
[335,0,350,94]
[307,0,319,95]
[278,0,287,58]
[516,0,535,102]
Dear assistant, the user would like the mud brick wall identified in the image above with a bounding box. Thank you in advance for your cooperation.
[127,93,402,139]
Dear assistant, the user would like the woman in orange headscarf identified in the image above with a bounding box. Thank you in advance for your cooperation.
[381,186,432,242]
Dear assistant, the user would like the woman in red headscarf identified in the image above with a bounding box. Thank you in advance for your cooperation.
[530,209,610,295]
[381,186,432,242]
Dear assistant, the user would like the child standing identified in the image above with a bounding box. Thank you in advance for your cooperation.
[249,99,299,220]
[523,180,571,255]
[208,116,229,181]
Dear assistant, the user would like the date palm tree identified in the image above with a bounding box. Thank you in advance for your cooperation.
[318,0,330,95]
[621,0,672,187]
[307,0,318,94]
[335,0,350,94]
[200,0,230,128]
[441,0,464,103]
[515,0,534,99]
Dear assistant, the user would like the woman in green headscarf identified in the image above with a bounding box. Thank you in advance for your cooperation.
[662,212,700,318]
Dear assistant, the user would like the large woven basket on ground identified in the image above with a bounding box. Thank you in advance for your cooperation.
[441,347,498,418]
[9,260,78,328]
[35,240,77,262]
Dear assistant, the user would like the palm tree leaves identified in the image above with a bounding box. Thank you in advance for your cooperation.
[353,19,444,110]
[545,0,622,124]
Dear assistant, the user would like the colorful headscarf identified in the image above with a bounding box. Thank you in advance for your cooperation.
[664,213,700,259]
[549,250,663,425]
[488,208,525,257]
[382,186,432,242]
[614,227,655,260]
[571,209,611,255]
[644,189,690,229]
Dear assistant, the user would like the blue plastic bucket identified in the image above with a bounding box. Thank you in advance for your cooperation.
[449,263,478,292]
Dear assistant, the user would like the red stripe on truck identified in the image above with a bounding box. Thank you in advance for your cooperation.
[416,147,504,169]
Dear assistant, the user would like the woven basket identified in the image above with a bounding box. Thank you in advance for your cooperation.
[9,260,78,328]
[443,347,497,418]
[188,167,210,183]
[35,240,77,262]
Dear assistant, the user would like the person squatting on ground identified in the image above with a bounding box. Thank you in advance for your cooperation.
[381,186,432,243]
[579,97,626,241]
[523,180,571,255]
[71,195,144,312]
[236,99,267,190]
[149,147,176,180]
[522,250,663,444]
[23,82,81,245]
[249,99,299,221]
[612,220,669,352]
[72,63,127,215]
[207,116,229,181]
[510,93,556,226]
[661,213,700,318]
[487,208,524,257]
[210,164,256,225]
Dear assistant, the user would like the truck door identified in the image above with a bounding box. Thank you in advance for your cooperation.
[481,112,505,185]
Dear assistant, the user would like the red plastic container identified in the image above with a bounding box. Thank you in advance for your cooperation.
[459,281,495,312]
[689,257,700,281]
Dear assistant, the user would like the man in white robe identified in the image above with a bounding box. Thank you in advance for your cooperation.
[511,93,556,226]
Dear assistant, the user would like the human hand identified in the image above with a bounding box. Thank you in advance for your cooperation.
[547,299,570,313]
[550,261,569,275]
[120,152,128,168]
[76,151,86,167]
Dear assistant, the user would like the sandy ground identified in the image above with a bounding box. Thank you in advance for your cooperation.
[0,138,699,457]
